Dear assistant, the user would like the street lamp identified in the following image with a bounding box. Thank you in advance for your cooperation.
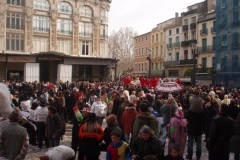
[114,58,120,81]
[191,43,198,87]
[147,48,153,79]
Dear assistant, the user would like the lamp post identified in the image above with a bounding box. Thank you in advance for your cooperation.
[114,58,120,81]
[191,43,198,87]
[147,53,152,79]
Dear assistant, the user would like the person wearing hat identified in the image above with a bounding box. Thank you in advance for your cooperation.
[78,113,104,160]
[167,109,187,157]
[71,103,91,158]
[34,100,49,150]
[1,111,29,160]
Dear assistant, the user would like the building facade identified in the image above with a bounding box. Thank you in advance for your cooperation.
[133,32,151,77]
[215,0,240,87]
[196,11,216,85]
[0,0,114,82]
[150,22,166,78]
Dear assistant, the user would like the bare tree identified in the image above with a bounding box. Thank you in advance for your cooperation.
[108,27,138,79]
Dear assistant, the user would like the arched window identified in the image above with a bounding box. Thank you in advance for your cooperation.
[58,1,72,14]
[33,0,50,11]
[80,6,93,17]
[101,10,108,20]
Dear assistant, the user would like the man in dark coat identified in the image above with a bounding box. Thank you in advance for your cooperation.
[228,99,239,120]
[207,104,235,160]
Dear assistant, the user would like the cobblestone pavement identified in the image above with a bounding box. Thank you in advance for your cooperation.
[25,120,235,160]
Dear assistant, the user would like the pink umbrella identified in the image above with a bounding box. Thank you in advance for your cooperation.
[155,82,182,92]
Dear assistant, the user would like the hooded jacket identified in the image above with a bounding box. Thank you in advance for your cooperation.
[131,112,158,145]
[121,107,139,134]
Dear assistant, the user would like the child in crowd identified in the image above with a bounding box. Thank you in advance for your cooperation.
[165,146,184,160]
[106,130,131,160]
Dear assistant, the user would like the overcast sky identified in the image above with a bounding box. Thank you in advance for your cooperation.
[108,0,204,35]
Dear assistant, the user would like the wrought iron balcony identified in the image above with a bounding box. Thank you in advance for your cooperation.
[198,45,215,52]
[211,27,216,33]
[190,23,196,30]
[57,30,72,34]
[182,25,188,32]
[180,59,197,65]
[200,29,208,35]
[188,39,197,44]
[80,32,93,37]
[58,9,72,14]
[174,42,180,48]
[33,27,50,32]
[181,41,189,47]
[163,61,180,66]
[80,12,93,17]
[34,5,50,10]
[101,34,108,39]
[167,43,173,49]
[197,68,213,73]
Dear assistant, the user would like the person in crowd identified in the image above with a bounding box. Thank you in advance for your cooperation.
[28,102,38,145]
[41,88,49,104]
[207,104,235,160]
[203,98,218,142]
[46,106,63,148]
[78,113,104,160]
[34,100,49,149]
[121,102,139,143]
[185,90,206,160]
[129,91,137,103]
[58,91,66,122]
[221,95,230,105]
[131,125,164,160]
[88,91,97,106]
[39,145,75,160]
[20,92,31,112]
[167,109,187,157]
[111,91,121,115]
[1,111,29,160]
[12,92,19,107]
[160,97,178,126]
[164,146,184,160]
[228,99,240,120]
[131,103,158,146]
[100,88,108,105]
[91,96,108,126]
[104,114,125,148]
[230,112,240,160]
[133,99,141,112]
[64,90,72,123]
[106,130,131,160]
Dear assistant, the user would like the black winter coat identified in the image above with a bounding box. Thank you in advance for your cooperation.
[185,110,206,136]
[228,104,239,120]
[207,114,234,153]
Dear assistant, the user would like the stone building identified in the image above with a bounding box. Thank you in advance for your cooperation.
[0,0,115,82]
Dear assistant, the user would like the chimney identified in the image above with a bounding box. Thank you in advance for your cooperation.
[175,12,179,24]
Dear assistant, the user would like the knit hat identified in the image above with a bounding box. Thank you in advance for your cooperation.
[175,109,184,118]
[0,83,12,118]
[85,113,97,122]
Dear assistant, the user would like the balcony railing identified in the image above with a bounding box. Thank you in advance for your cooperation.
[6,24,24,30]
[211,27,216,33]
[58,9,72,14]
[34,5,50,11]
[188,39,197,44]
[197,68,213,73]
[190,23,196,30]
[180,59,197,65]
[33,27,50,32]
[182,9,198,16]
[101,35,108,39]
[57,30,72,34]
[181,41,189,47]
[101,16,108,21]
[174,42,180,48]
[7,0,25,6]
[80,32,93,37]
[163,61,180,66]
[200,29,208,35]
[198,45,215,52]
[80,12,93,17]
[167,43,173,49]
[182,25,188,32]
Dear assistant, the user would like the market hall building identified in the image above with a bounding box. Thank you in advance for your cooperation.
[0,0,115,82]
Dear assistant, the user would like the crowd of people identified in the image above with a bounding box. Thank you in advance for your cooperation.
[0,79,240,160]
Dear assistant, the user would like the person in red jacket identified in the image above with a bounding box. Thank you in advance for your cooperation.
[121,102,139,143]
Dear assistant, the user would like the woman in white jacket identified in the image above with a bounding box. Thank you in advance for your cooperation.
[91,96,108,126]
